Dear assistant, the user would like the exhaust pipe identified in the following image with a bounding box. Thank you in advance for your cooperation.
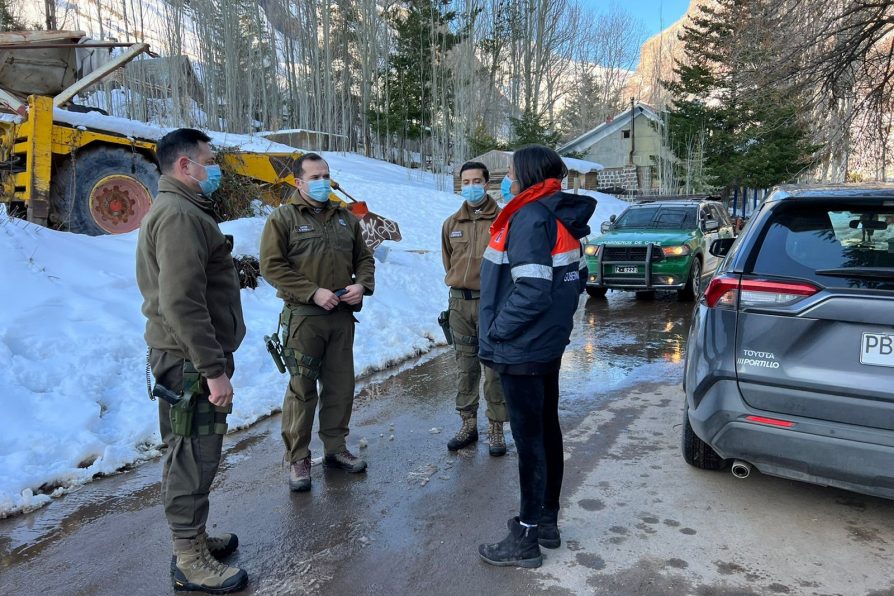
[731,460,752,479]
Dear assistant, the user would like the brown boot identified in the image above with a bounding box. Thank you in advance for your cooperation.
[447,411,478,451]
[171,534,248,593]
[488,420,507,457]
[323,449,368,473]
[289,455,312,492]
[206,533,239,559]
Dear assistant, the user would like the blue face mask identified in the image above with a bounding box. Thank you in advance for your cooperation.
[189,161,222,196]
[461,184,487,205]
[500,175,516,201]
[305,178,332,202]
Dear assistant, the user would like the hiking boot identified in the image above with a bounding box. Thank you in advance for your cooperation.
[478,517,543,568]
[206,533,239,559]
[447,411,478,451]
[289,455,312,492]
[538,508,561,549]
[487,420,507,457]
[323,449,367,473]
[171,534,248,593]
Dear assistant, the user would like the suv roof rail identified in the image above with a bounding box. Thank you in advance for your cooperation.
[629,194,721,203]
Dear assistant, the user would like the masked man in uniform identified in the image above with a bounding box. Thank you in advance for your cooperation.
[260,153,375,492]
[442,161,508,456]
[136,128,248,594]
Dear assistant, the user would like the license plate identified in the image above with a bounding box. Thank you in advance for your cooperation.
[615,266,638,274]
[861,333,894,368]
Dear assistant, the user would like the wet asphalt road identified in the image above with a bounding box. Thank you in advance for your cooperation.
[2,292,894,595]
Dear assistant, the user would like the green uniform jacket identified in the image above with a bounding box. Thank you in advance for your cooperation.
[136,176,246,380]
[259,192,375,311]
[441,195,500,291]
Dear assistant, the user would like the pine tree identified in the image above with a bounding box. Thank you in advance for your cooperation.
[370,0,462,148]
[509,108,562,149]
[664,0,820,192]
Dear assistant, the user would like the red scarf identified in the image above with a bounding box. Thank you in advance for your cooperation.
[489,178,562,237]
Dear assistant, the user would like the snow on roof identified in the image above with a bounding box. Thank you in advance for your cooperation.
[562,156,604,173]
[558,102,661,154]
[52,109,300,154]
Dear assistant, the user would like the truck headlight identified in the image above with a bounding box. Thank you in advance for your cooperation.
[584,244,598,256]
[662,245,691,257]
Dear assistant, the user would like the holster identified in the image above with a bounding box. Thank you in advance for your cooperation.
[438,310,453,345]
[169,361,230,437]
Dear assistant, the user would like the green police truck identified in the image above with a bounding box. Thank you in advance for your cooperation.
[583,198,736,301]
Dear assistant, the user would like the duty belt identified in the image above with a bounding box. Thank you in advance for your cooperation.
[449,288,480,300]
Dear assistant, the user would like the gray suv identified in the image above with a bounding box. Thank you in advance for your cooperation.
[683,186,894,498]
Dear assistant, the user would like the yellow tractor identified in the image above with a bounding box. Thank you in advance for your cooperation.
[0,30,400,247]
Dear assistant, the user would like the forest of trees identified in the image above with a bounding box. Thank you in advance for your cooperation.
[16,0,640,176]
[9,0,894,190]
[663,0,894,194]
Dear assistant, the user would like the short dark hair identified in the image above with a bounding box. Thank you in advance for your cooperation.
[295,153,327,178]
[512,145,567,192]
[156,128,211,174]
[459,161,489,182]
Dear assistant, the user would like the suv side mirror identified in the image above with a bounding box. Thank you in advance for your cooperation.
[709,237,735,257]
[600,221,613,233]
[704,219,720,233]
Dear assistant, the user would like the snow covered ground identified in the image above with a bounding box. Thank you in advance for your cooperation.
[0,151,628,518]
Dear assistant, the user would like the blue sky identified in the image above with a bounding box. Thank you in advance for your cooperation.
[581,0,691,37]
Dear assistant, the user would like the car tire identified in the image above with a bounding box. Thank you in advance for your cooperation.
[681,406,725,470]
[678,257,702,302]
[586,287,607,298]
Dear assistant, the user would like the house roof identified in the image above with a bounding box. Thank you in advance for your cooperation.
[558,102,661,154]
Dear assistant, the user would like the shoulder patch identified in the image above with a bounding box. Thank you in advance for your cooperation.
[338,217,347,226]
[297,224,314,233]
[450,230,464,238]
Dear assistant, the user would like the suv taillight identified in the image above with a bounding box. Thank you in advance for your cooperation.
[704,275,739,309]
[704,276,819,309]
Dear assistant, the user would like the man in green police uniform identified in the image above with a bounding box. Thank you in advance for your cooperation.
[136,128,248,593]
[441,161,507,455]
[260,153,376,492]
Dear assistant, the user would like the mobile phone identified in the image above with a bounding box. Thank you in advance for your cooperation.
[334,288,347,297]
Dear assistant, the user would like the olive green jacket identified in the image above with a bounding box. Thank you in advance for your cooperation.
[259,192,375,312]
[136,176,246,379]
[441,195,500,291]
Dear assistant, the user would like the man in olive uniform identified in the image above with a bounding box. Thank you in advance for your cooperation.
[136,128,248,594]
[260,153,375,492]
[442,161,508,456]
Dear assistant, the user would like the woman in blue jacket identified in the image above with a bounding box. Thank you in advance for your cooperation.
[477,145,596,568]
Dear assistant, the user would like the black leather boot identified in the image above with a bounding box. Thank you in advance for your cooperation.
[478,517,543,568]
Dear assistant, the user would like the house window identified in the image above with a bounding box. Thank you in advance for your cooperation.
[622,130,631,139]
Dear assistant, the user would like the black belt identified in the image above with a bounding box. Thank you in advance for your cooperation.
[450,288,480,300]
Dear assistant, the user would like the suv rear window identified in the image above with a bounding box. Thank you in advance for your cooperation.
[749,201,894,289]
[614,206,697,230]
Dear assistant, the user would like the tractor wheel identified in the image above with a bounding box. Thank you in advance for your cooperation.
[50,146,158,235]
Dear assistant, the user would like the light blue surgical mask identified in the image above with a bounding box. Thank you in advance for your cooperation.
[461,184,487,205]
[189,160,222,196]
[500,175,516,201]
[305,178,332,202]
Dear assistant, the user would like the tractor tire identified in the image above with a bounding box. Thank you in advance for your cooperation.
[586,286,608,299]
[50,145,159,235]
[681,405,726,470]
[678,257,703,302]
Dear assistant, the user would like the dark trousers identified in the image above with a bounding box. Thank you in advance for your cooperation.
[151,349,233,539]
[500,371,564,525]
